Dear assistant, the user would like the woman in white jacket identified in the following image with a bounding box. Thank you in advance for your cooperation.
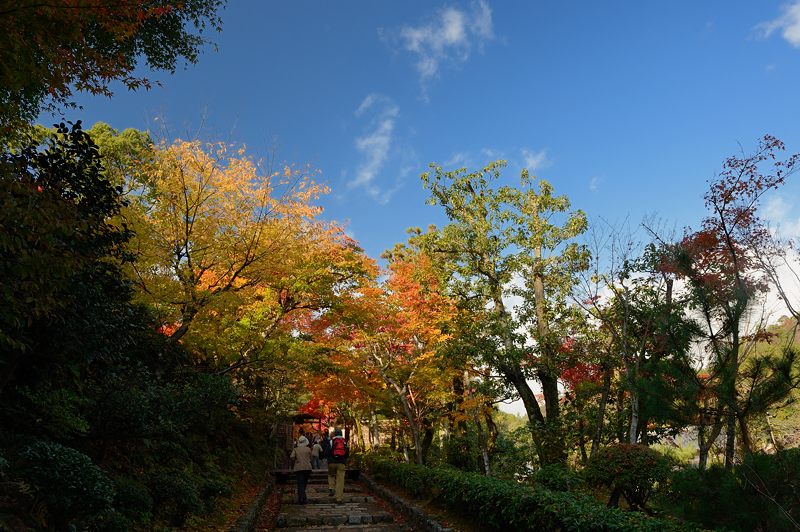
[290,436,313,504]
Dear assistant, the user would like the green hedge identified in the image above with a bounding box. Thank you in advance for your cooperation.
[364,455,697,532]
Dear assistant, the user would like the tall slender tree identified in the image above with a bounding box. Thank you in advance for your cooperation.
[420,161,588,464]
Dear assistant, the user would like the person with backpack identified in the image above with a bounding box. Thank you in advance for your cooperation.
[327,428,348,503]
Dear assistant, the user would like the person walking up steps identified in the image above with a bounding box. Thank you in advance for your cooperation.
[327,428,348,503]
[311,435,322,470]
[320,431,331,470]
[290,435,312,504]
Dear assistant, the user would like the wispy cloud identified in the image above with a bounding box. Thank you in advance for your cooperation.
[764,195,800,237]
[755,1,800,47]
[442,146,551,174]
[382,1,494,94]
[521,148,549,172]
[348,94,399,204]
[589,176,601,192]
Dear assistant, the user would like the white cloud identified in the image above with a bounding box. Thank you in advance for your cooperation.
[756,1,800,47]
[765,195,791,221]
[384,0,494,91]
[589,176,601,192]
[521,148,549,172]
[444,152,472,168]
[349,94,399,204]
[764,195,800,238]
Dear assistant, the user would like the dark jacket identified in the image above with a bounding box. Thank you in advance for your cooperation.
[328,435,348,464]
[320,436,331,459]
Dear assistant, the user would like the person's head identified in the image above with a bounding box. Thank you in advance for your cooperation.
[297,435,309,447]
[323,431,329,439]
[333,428,343,437]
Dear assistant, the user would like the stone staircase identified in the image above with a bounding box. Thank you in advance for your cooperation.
[269,470,410,531]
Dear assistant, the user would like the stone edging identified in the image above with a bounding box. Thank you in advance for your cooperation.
[361,473,453,532]
[229,476,274,532]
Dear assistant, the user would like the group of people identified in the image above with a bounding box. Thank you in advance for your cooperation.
[289,427,349,504]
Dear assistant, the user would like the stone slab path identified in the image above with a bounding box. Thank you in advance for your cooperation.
[257,470,411,531]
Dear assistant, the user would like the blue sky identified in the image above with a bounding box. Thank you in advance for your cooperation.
[47,1,800,260]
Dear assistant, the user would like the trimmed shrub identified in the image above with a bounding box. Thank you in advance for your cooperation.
[18,440,113,528]
[584,444,672,510]
[365,455,695,531]
[533,463,584,492]
[664,449,800,531]
[113,477,153,522]
[147,470,203,527]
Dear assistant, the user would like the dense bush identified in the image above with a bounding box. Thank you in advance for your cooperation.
[584,443,672,510]
[148,470,204,527]
[533,463,584,492]
[663,449,800,531]
[113,477,153,523]
[365,455,695,531]
[18,440,114,528]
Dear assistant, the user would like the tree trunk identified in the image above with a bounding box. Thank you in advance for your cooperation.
[500,363,549,462]
[396,389,424,465]
[354,417,366,451]
[421,419,434,464]
[578,417,588,464]
[532,246,566,463]
[698,413,723,470]
[737,412,752,455]
[725,334,739,469]
[369,411,380,447]
[616,385,627,443]
[591,367,612,458]
[473,415,491,476]
[629,385,640,444]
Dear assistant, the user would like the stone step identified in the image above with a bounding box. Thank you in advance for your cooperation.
[275,502,395,528]
[287,485,364,493]
[279,525,411,531]
[282,494,375,504]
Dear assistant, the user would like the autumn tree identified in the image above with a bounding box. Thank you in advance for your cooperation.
[127,139,328,342]
[0,0,224,140]
[675,135,799,468]
[314,246,457,465]
[419,161,588,465]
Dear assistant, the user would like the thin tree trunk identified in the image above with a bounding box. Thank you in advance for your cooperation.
[421,419,434,465]
[473,415,491,476]
[629,385,640,444]
[369,411,379,447]
[578,417,588,464]
[591,367,612,458]
[533,246,565,463]
[354,416,366,451]
[501,363,547,462]
[725,333,739,469]
[765,411,779,451]
[616,385,627,443]
[698,414,723,470]
[737,412,752,455]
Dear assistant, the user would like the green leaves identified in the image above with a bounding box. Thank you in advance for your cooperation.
[365,455,695,531]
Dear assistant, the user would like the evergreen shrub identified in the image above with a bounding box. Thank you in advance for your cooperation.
[147,470,203,526]
[18,440,114,528]
[664,448,800,531]
[584,443,672,509]
[365,455,695,531]
[533,463,584,492]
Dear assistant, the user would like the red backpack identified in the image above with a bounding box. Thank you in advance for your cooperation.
[331,437,346,458]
